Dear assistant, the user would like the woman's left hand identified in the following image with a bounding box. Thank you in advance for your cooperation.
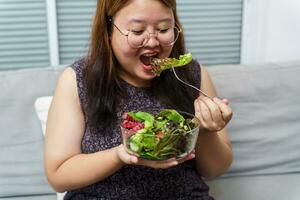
[194,96,233,132]
[117,145,195,169]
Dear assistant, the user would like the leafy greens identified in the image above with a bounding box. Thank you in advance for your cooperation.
[122,109,198,160]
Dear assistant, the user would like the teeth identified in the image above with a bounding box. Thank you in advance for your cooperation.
[143,53,157,57]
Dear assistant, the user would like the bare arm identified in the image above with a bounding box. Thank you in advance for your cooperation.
[194,66,233,179]
[44,67,125,192]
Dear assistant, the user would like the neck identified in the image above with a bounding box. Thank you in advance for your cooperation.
[119,72,152,88]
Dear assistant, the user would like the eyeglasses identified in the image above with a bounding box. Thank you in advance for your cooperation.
[112,23,182,48]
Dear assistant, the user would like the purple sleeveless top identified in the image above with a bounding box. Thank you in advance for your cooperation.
[64,59,213,200]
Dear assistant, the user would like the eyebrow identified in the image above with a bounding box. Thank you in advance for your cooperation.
[127,18,173,24]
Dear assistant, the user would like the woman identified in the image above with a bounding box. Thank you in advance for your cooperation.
[45,0,233,199]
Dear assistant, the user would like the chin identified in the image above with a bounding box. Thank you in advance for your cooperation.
[132,72,154,87]
[136,64,155,78]
[141,70,156,79]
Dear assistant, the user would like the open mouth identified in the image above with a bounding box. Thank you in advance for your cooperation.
[140,53,158,66]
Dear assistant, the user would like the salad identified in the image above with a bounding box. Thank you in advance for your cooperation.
[150,53,193,76]
[121,109,199,160]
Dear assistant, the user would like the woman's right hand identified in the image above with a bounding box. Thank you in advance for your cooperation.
[116,144,195,169]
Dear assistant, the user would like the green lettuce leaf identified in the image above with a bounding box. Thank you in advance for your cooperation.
[158,109,185,124]
[128,111,154,129]
[151,53,193,75]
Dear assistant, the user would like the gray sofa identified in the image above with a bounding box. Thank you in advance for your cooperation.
[1,61,300,199]
[207,62,300,200]
[0,67,61,200]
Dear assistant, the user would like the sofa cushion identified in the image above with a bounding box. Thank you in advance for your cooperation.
[207,61,300,176]
[207,173,300,200]
[0,67,63,197]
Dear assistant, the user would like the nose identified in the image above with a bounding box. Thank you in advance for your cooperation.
[144,33,159,48]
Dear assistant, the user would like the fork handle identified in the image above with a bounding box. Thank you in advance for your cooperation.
[171,67,211,98]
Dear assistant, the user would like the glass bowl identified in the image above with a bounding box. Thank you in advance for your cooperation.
[120,109,200,161]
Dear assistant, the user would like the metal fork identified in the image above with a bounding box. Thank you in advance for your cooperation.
[171,67,211,98]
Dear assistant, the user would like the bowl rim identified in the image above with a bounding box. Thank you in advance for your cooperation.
[120,109,200,160]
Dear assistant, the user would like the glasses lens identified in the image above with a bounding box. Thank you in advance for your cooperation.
[127,27,180,48]
[159,27,180,46]
[127,31,147,48]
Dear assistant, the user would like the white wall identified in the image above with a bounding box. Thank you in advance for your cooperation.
[241,0,300,64]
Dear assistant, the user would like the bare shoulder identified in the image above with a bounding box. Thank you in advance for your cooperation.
[199,64,211,80]
[50,66,83,120]
[52,67,81,105]
[56,67,77,93]
[47,65,84,128]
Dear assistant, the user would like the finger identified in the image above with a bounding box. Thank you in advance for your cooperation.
[194,98,207,129]
[213,98,233,122]
[221,98,229,105]
[117,144,136,164]
[214,97,233,122]
[177,151,196,164]
[136,157,178,169]
[199,97,212,123]
[202,97,224,125]
[152,160,178,169]
[196,97,227,132]
[129,155,139,164]
[194,97,201,117]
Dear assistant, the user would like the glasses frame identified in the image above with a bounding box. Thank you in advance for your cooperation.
[111,22,182,48]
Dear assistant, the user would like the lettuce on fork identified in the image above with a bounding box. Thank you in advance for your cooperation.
[150,53,193,76]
